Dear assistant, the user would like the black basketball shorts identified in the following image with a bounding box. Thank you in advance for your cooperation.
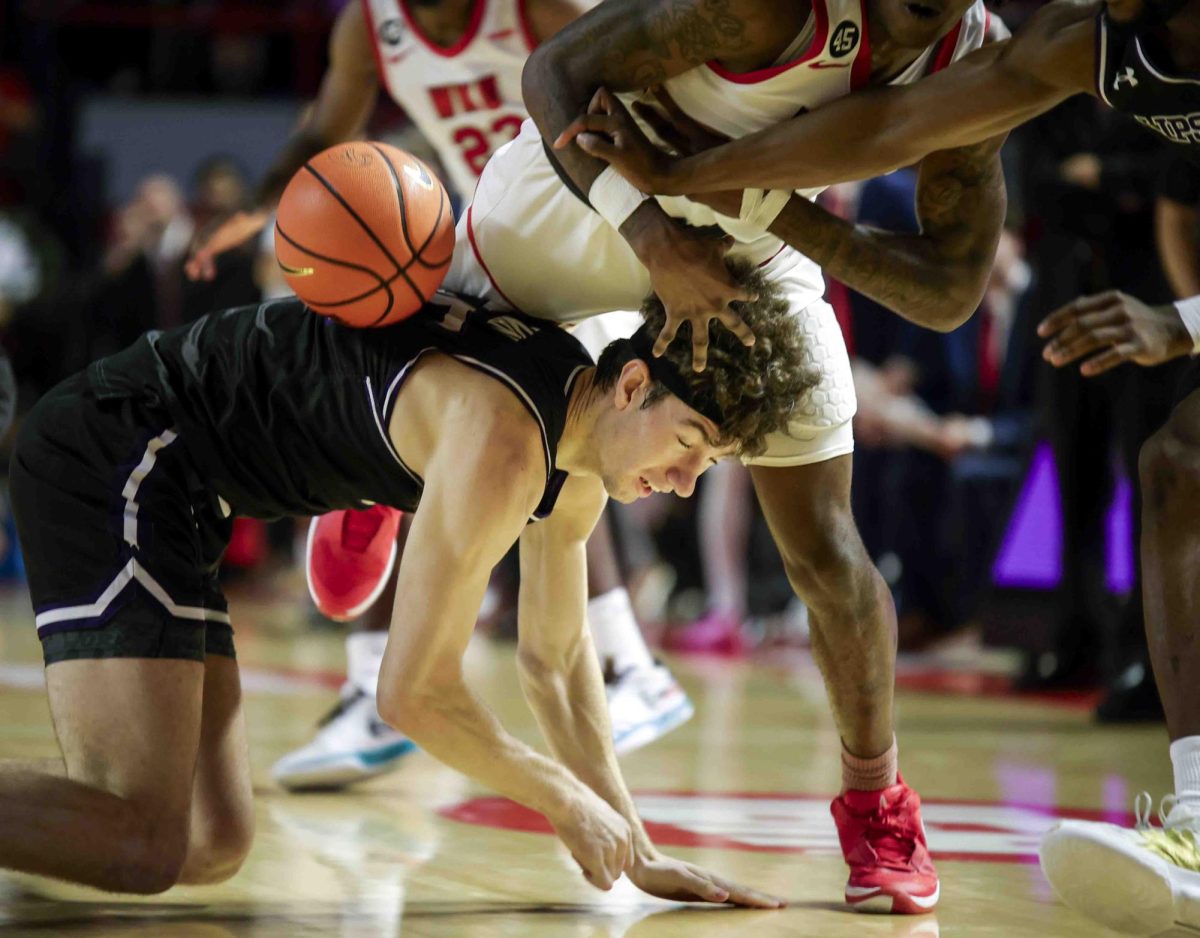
[9,374,235,665]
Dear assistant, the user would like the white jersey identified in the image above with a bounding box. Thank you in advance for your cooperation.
[362,0,534,198]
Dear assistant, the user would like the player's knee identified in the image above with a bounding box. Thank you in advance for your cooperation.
[1140,420,1200,514]
[180,809,255,885]
[777,517,868,609]
[115,812,191,894]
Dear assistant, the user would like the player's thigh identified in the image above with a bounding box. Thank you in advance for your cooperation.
[46,652,204,819]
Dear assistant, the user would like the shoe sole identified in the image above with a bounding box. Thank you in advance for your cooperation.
[272,738,417,792]
[846,882,939,915]
[305,516,398,622]
[612,696,695,755]
[1040,822,1178,935]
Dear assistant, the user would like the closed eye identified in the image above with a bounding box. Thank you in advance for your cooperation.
[677,436,691,450]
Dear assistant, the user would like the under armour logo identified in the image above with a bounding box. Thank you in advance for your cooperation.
[1114,67,1138,90]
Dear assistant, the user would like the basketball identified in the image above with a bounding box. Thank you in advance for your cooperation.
[274,141,454,327]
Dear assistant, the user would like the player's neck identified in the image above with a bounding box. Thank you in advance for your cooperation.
[863,8,928,82]
[557,368,604,477]
[407,0,478,47]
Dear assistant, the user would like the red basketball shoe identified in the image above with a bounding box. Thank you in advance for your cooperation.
[831,775,940,914]
[306,506,403,621]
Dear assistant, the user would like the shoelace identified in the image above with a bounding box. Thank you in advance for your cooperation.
[863,792,920,871]
[317,686,366,728]
[341,510,384,554]
[1133,792,1200,871]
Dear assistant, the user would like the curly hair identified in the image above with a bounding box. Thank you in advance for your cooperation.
[594,261,818,457]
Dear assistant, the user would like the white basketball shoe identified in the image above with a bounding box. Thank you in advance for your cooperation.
[272,684,417,791]
[606,660,695,755]
[1040,794,1200,936]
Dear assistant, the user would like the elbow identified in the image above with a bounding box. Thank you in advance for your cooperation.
[925,299,977,333]
[920,268,989,333]
[521,44,564,125]
[376,688,426,738]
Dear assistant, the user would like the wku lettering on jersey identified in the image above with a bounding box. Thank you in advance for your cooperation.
[429,76,504,119]
[1134,112,1200,145]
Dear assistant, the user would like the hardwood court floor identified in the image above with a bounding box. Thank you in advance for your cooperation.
[0,578,1179,938]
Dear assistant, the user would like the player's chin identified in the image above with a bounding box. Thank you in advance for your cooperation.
[604,478,639,504]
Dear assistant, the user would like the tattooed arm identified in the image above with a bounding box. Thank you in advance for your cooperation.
[521,0,786,366]
[764,137,1008,332]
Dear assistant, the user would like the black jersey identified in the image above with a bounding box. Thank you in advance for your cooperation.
[85,292,593,521]
[1096,12,1200,160]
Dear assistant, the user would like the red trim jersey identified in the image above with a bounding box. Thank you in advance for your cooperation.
[362,0,536,198]
[643,0,990,231]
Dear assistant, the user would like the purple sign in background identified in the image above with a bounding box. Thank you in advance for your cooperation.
[992,441,1134,593]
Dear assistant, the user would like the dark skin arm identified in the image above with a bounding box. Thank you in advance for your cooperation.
[766,138,1007,331]
[592,87,1007,332]
[561,0,1096,196]
[522,0,792,367]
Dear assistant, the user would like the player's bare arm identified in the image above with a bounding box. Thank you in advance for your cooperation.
[376,370,635,887]
[769,135,1007,331]
[562,0,1097,196]
[1158,195,1200,298]
[515,473,785,907]
[521,0,791,366]
[186,3,379,279]
[592,87,1006,332]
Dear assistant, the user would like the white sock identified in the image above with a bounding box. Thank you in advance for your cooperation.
[1171,736,1200,810]
[346,631,389,698]
[588,587,654,673]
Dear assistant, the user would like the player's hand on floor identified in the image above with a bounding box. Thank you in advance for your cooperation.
[1038,290,1194,376]
[186,208,271,281]
[629,852,787,908]
[548,786,635,891]
[554,87,684,196]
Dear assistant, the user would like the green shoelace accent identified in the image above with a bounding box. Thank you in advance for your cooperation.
[1139,827,1200,871]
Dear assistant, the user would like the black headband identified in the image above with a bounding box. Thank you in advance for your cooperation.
[627,327,726,428]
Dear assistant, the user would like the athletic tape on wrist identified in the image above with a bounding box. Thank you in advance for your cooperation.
[1175,295,1200,355]
[739,188,792,231]
[588,167,650,232]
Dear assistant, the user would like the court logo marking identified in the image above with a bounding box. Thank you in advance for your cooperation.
[440,791,1134,864]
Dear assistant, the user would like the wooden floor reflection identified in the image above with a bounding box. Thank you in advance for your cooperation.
[0,582,1177,937]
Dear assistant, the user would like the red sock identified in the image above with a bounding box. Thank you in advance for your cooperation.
[842,738,898,792]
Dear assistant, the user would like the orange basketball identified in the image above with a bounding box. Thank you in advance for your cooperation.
[275,142,454,327]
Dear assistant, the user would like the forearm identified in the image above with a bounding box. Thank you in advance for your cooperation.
[519,641,655,854]
[767,197,987,332]
[1156,198,1200,299]
[382,673,583,817]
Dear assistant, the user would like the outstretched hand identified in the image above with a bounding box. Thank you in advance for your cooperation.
[1038,290,1194,376]
[185,209,271,281]
[629,852,786,908]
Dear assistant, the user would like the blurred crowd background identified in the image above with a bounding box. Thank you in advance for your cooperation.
[1,0,1197,723]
